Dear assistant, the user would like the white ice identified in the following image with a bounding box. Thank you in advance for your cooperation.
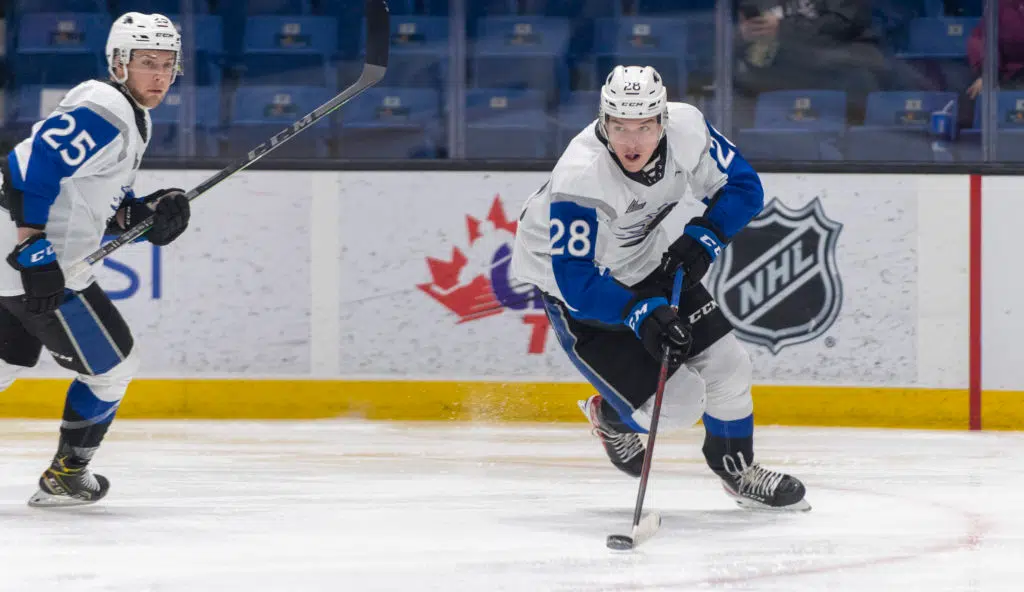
[0,420,1021,592]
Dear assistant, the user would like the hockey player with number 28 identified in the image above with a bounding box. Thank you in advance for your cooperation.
[0,13,191,506]
[511,66,809,511]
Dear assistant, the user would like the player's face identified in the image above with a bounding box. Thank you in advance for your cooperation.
[605,116,662,173]
[124,50,177,109]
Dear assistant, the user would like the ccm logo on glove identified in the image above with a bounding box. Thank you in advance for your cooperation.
[27,244,56,265]
[659,216,727,290]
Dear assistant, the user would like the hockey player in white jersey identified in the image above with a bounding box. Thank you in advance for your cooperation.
[511,66,809,511]
[0,13,191,506]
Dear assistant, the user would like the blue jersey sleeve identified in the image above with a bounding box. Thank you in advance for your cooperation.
[702,121,764,240]
[549,199,638,325]
[9,106,121,228]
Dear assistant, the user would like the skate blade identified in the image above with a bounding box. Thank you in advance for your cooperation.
[27,489,101,508]
[732,495,812,512]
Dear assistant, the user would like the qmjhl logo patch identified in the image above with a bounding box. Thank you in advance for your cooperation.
[708,197,843,354]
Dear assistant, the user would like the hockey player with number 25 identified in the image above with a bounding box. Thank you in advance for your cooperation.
[0,13,191,506]
[511,66,809,511]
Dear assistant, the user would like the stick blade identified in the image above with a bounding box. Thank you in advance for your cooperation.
[632,511,662,545]
[607,512,662,551]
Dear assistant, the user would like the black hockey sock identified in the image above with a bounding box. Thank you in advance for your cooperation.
[702,432,754,476]
[702,413,755,475]
[58,379,120,464]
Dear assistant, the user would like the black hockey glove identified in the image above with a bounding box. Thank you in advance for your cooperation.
[658,216,727,291]
[6,233,65,314]
[625,297,692,365]
[120,188,191,246]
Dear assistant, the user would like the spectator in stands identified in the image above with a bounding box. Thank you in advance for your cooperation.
[966,1,1024,99]
[733,0,915,124]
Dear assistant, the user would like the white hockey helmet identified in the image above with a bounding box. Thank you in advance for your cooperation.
[599,65,668,133]
[106,12,182,85]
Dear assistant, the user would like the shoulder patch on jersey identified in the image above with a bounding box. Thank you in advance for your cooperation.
[551,191,617,220]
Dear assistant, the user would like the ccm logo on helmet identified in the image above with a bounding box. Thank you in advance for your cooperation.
[619,101,645,107]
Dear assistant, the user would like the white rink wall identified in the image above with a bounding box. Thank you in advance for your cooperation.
[9,169,1020,429]
[28,170,970,385]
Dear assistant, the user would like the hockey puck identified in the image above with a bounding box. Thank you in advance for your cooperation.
[606,534,634,550]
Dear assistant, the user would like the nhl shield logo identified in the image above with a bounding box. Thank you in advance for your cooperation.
[708,197,843,354]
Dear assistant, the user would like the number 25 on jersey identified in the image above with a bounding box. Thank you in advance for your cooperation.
[37,107,118,170]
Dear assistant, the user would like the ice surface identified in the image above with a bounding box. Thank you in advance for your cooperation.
[0,420,1020,591]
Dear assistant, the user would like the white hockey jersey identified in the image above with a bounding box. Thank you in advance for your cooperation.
[511,101,764,326]
[0,80,151,294]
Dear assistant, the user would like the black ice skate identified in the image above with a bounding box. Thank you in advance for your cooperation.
[578,394,645,478]
[28,455,110,508]
[715,452,810,512]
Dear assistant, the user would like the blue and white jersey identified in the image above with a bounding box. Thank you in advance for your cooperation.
[510,102,764,325]
[0,80,151,294]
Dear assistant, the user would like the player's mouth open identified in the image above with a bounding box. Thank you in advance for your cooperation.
[624,153,641,162]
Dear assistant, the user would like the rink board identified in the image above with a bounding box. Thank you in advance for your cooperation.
[0,380,974,429]
[4,169,1023,429]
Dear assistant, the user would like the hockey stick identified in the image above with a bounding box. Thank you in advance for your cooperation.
[606,268,685,551]
[66,0,390,281]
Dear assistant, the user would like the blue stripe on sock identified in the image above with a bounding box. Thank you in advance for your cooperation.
[703,413,754,438]
[66,380,119,425]
[545,298,646,433]
[59,294,120,374]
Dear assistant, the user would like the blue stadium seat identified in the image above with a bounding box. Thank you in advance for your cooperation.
[243,0,312,14]
[993,93,1024,160]
[147,87,221,157]
[900,17,978,57]
[593,17,689,98]
[944,0,982,16]
[635,0,715,14]
[240,16,337,86]
[846,91,958,161]
[683,13,715,91]
[897,17,978,97]
[112,0,210,13]
[15,13,110,85]
[554,90,599,155]
[468,0,518,22]
[383,0,449,14]
[14,0,106,12]
[380,0,414,13]
[465,88,549,158]
[420,0,450,15]
[872,0,930,51]
[215,0,313,61]
[959,92,1024,161]
[166,14,224,86]
[525,0,621,17]
[6,86,72,143]
[225,86,332,158]
[336,87,441,158]
[736,90,847,161]
[471,17,571,105]
[368,15,448,89]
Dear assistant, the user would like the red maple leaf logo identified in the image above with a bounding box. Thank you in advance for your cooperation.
[418,195,517,323]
